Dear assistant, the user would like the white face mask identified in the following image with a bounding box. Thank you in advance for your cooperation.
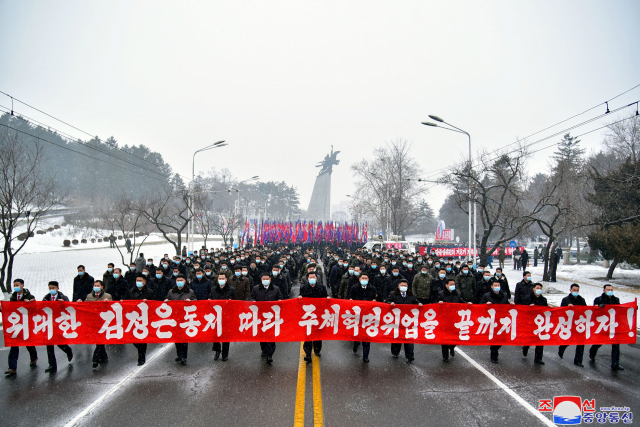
[399,286,408,293]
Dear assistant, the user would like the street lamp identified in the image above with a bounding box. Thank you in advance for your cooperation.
[189,140,227,254]
[229,175,260,247]
[422,118,476,264]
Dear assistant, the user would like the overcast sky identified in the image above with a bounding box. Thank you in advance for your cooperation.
[1,1,639,219]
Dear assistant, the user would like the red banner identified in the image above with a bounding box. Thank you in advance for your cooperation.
[2,300,636,347]
[419,246,523,257]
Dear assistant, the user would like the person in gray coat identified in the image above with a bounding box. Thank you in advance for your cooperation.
[164,274,196,365]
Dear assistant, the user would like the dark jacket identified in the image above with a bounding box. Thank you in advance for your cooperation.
[152,276,173,301]
[474,278,494,303]
[10,288,35,301]
[42,291,69,302]
[210,284,237,300]
[250,283,283,302]
[329,265,344,287]
[480,290,510,304]
[560,293,587,307]
[190,277,212,302]
[166,285,197,301]
[73,273,95,302]
[437,288,467,303]
[102,270,114,293]
[349,284,377,301]
[526,291,548,307]
[299,283,328,298]
[455,273,476,302]
[593,293,620,307]
[125,269,138,287]
[107,277,130,301]
[387,288,419,305]
[514,279,534,305]
[229,276,252,301]
[271,274,289,299]
[127,285,155,300]
[373,273,392,301]
[412,272,432,301]
[493,274,511,299]
[430,278,447,302]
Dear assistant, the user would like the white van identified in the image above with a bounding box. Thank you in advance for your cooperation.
[363,240,415,254]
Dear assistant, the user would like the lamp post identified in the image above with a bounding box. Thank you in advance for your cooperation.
[190,140,227,254]
[228,176,259,247]
[422,118,475,264]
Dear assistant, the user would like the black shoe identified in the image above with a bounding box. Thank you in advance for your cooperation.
[45,366,57,373]
[589,354,596,362]
[221,356,228,362]
[175,357,182,362]
[67,352,74,363]
[491,358,498,364]
[363,358,369,363]
[137,360,145,366]
[450,348,455,357]
[392,354,399,359]
[407,357,414,363]
[266,355,273,365]
[443,358,449,362]
[522,347,529,357]
[314,352,321,357]
[612,365,624,371]
[353,343,359,353]
[534,360,545,365]
[574,362,584,367]
[92,362,99,369]
[214,351,221,361]
[4,369,16,376]
[30,358,38,367]
[304,356,312,363]
[261,352,266,358]
[180,358,187,365]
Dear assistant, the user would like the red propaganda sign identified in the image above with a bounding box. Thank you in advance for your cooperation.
[386,242,403,249]
[419,246,523,257]
[2,300,636,347]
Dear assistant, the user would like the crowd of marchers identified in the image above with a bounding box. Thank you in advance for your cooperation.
[3,244,624,377]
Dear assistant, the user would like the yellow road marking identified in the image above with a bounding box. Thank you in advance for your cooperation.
[312,352,324,427]
[293,342,306,427]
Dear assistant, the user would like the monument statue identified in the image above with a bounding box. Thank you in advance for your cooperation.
[306,146,339,222]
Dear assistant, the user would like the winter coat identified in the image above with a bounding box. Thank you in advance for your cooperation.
[386,289,419,305]
[107,277,130,301]
[229,276,251,301]
[299,283,328,298]
[73,273,95,302]
[525,292,548,307]
[412,272,433,300]
[593,293,620,307]
[86,291,112,301]
[560,293,586,307]
[338,272,355,299]
[166,285,197,301]
[514,279,534,305]
[210,284,237,300]
[349,284,377,302]
[373,273,393,302]
[152,276,174,301]
[271,274,289,299]
[42,291,69,302]
[455,273,476,302]
[190,277,212,302]
[10,288,36,301]
[250,283,283,302]
[127,285,155,300]
[480,290,510,304]
[437,288,467,303]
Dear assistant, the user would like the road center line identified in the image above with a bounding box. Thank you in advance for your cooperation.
[293,342,306,427]
[63,343,172,427]
[456,348,555,427]
[312,352,324,427]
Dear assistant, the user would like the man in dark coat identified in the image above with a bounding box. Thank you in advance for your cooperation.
[521,249,529,270]
[250,272,283,365]
[387,279,422,362]
[349,272,377,362]
[126,275,155,365]
[521,283,547,364]
[558,284,587,367]
[190,269,212,302]
[210,273,237,361]
[299,271,329,362]
[230,265,252,301]
[42,281,74,373]
[328,258,346,297]
[589,285,624,370]
[481,279,516,364]
[107,268,129,301]
[152,270,173,301]
[73,265,95,302]
[270,264,289,299]
[164,275,196,364]
[513,271,534,305]
[102,263,115,294]
[437,278,471,362]
[4,279,37,376]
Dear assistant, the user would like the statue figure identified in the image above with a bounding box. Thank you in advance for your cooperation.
[316,145,340,175]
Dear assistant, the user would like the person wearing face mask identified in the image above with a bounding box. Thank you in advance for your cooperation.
[270,264,289,299]
[41,281,74,373]
[492,268,511,299]
[402,261,417,285]
[329,258,346,298]
[250,273,283,365]
[299,272,330,362]
[430,269,448,302]
[387,279,422,362]
[444,264,456,281]
[165,274,196,365]
[108,268,129,301]
[219,261,233,280]
[349,273,377,362]
[455,265,476,303]
[210,273,237,361]
[589,285,624,370]
[146,258,157,277]
[481,279,516,364]
[411,265,433,304]
[338,265,356,299]
[521,283,548,364]
[4,279,37,376]
[472,264,486,282]
[229,265,251,301]
[83,280,112,368]
[190,268,212,302]
[514,271,534,305]
[125,263,139,288]
[430,261,442,280]
[126,275,154,365]
[374,265,393,302]
[159,260,172,278]
[103,262,115,292]
[474,271,494,304]
[558,284,586,367]
[152,269,173,301]
[183,256,195,279]
[73,265,95,302]
[437,279,472,362]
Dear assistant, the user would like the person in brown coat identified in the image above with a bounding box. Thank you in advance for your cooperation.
[230,265,251,301]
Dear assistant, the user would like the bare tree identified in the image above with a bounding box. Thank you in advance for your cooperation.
[97,193,152,267]
[603,113,639,164]
[210,210,241,247]
[351,139,429,238]
[140,183,192,256]
[0,130,64,292]
[443,143,531,264]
